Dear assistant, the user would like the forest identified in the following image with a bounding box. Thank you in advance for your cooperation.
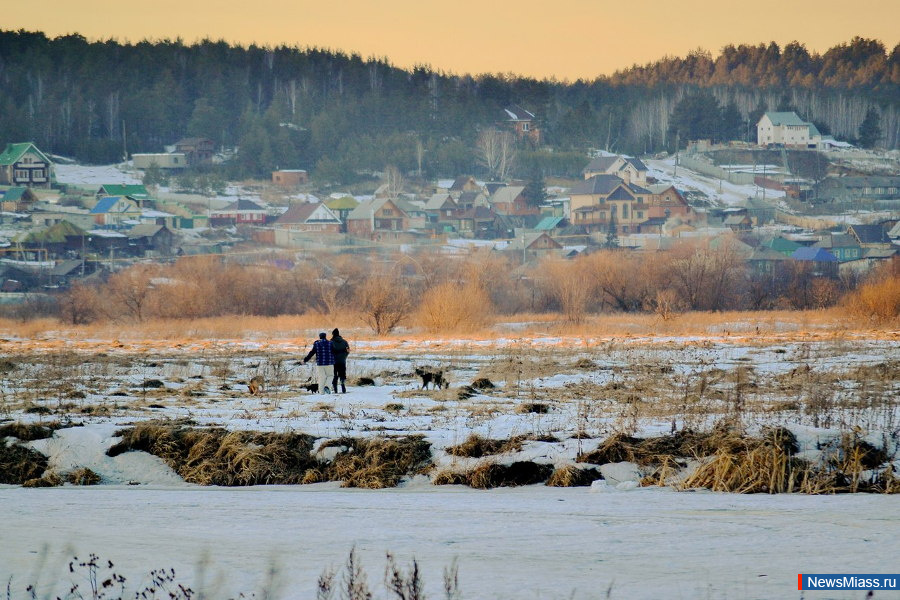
[0,30,897,181]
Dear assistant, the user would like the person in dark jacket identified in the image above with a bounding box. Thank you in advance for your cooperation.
[302,332,334,394]
[330,328,350,394]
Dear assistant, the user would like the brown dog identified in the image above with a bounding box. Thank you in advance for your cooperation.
[248,375,265,395]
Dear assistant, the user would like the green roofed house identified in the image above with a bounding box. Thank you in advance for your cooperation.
[0,142,53,188]
[325,196,360,233]
[0,186,39,211]
[765,236,802,257]
[97,184,151,203]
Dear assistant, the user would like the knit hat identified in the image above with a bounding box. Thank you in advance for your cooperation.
[332,328,340,336]
[319,332,327,339]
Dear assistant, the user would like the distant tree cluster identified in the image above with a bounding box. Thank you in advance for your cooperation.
[50,248,891,332]
[0,30,896,179]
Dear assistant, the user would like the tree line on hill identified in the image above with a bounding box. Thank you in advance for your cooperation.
[0,31,896,180]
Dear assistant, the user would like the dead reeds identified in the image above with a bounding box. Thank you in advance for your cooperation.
[445,434,525,458]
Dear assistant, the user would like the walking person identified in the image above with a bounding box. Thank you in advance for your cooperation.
[302,332,334,394]
[330,328,350,394]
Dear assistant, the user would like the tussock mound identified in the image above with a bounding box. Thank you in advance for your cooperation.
[446,434,525,458]
[66,467,101,485]
[0,421,62,442]
[471,378,495,390]
[0,441,49,484]
[22,471,63,488]
[107,422,320,486]
[323,436,432,488]
[546,465,603,487]
[467,461,554,489]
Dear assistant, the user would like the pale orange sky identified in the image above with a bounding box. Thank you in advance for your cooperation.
[7,0,899,80]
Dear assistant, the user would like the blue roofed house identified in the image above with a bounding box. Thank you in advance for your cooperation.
[0,142,53,188]
[90,196,141,228]
[791,246,839,277]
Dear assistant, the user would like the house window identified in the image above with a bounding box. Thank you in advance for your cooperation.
[21,157,32,164]
[34,169,44,179]
[622,204,629,218]
[637,211,643,219]
[382,209,393,216]
[14,169,28,179]
[522,122,530,131]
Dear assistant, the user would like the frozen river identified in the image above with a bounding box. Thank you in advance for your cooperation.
[2,483,898,599]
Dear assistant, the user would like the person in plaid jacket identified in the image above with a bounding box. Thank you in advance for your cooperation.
[302,332,335,394]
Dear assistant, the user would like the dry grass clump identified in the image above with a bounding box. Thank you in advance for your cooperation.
[323,436,432,488]
[0,441,49,484]
[107,421,320,486]
[466,461,554,489]
[22,470,63,488]
[471,377,495,390]
[0,421,62,441]
[66,467,101,485]
[518,402,549,414]
[445,434,525,458]
[546,465,603,487]
[578,426,797,468]
[842,261,900,323]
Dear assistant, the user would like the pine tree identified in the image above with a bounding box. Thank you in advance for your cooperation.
[605,212,619,248]
[523,168,547,207]
[858,107,882,149]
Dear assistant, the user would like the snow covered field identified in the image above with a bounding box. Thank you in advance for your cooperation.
[3,483,898,600]
[1,333,898,599]
[645,157,786,207]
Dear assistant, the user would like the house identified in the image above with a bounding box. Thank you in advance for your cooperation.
[756,112,823,148]
[791,246,839,277]
[723,211,752,232]
[395,199,428,230]
[489,185,537,216]
[272,170,308,187]
[647,184,693,221]
[0,142,53,188]
[456,206,499,238]
[174,138,215,165]
[456,191,489,212]
[346,198,410,239]
[506,231,562,261]
[582,156,648,185]
[765,236,803,257]
[0,187,39,211]
[12,220,86,257]
[739,197,777,225]
[817,177,900,204]
[569,175,653,234]
[424,193,458,223]
[747,247,792,277]
[274,202,342,233]
[839,249,898,277]
[96,184,151,204]
[847,223,892,248]
[448,176,481,197]
[503,105,541,144]
[89,196,141,228]
[127,224,175,256]
[209,199,268,226]
[325,196,359,233]
[132,153,186,170]
[813,233,863,262]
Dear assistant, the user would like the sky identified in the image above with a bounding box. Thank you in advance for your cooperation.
[6,0,899,80]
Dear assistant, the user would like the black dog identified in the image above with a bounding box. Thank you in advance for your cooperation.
[415,366,448,390]
[300,378,319,393]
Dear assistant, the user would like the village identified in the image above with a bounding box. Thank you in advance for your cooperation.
[0,106,898,296]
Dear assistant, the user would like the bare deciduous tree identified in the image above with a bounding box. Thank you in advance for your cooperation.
[476,128,517,181]
[356,269,412,335]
